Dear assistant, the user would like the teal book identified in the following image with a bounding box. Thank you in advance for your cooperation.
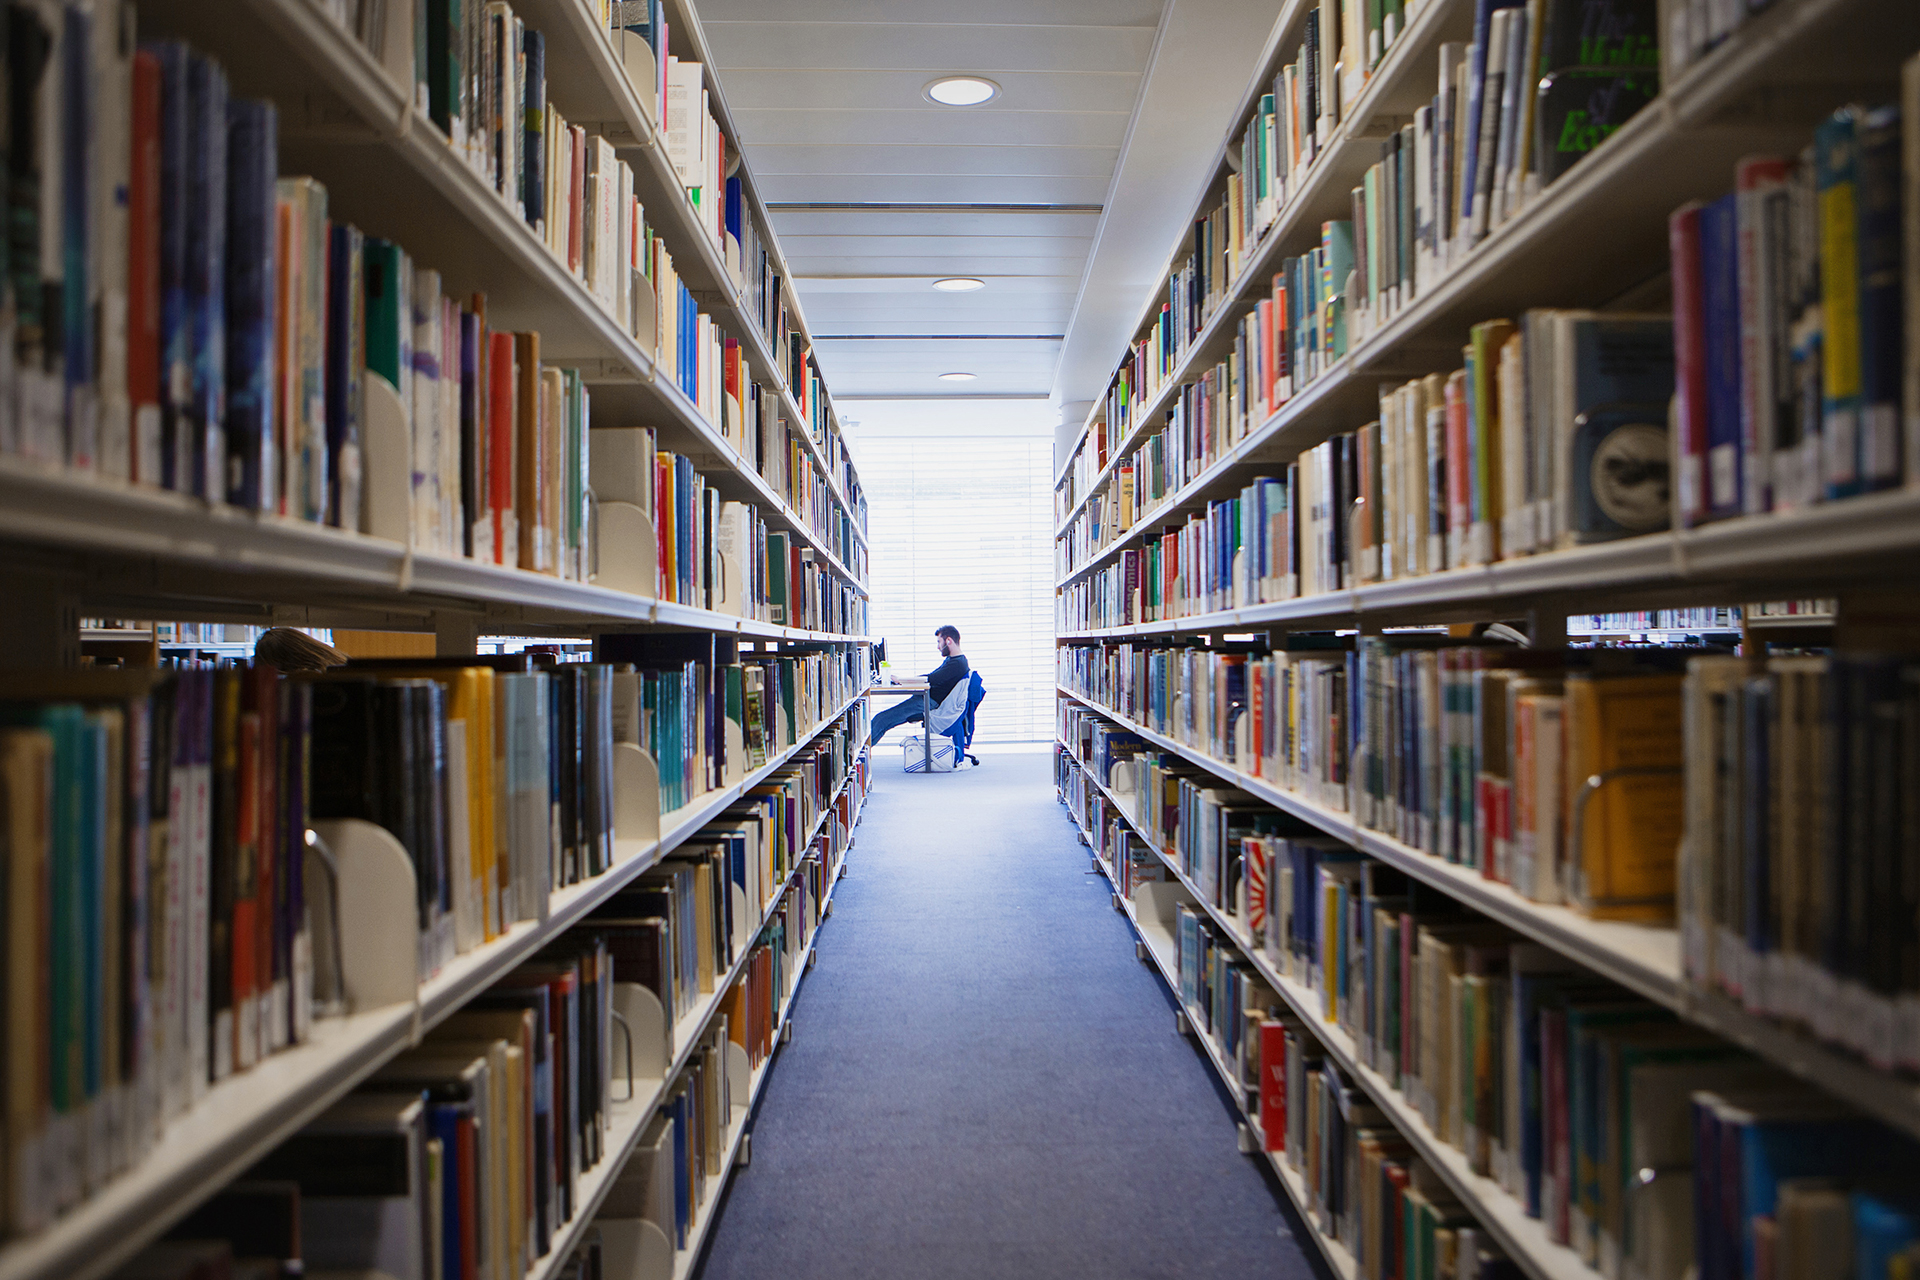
[1320,221,1354,358]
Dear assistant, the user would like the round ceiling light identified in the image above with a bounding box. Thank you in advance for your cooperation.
[938,372,978,382]
[932,277,986,292]
[925,76,999,107]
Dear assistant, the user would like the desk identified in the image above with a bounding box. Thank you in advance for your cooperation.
[865,682,933,772]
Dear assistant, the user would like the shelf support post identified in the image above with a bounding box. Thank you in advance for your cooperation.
[1,570,80,667]
[434,612,481,656]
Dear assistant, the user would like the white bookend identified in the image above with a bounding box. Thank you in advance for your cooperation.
[612,740,662,850]
[613,981,669,1079]
[361,371,411,543]
[593,499,660,599]
[311,817,420,1012]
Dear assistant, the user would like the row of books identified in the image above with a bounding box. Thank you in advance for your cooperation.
[1058,640,1697,922]
[1058,0,1662,520]
[591,426,868,627]
[1065,632,1920,1080]
[1680,653,1920,1074]
[1064,60,1920,606]
[0,13,866,595]
[1057,303,1682,609]
[0,655,865,1245]
[1062,716,1920,1280]
[1060,747,1525,1280]
[1669,90,1920,524]
[1570,607,1742,635]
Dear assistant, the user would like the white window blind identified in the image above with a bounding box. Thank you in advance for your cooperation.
[856,432,1055,742]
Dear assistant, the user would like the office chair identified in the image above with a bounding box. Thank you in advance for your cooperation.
[941,671,985,767]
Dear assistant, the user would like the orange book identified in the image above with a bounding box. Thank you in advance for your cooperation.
[1563,673,1684,920]
[488,332,516,565]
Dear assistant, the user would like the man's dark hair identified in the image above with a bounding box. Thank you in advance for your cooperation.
[935,625,960,643]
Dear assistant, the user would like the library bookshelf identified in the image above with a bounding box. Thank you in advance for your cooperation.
[0,0,869,1276]
[1054,0,1920,1276]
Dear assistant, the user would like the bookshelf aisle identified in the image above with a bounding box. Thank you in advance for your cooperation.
[1055,0,1920,1276]
[0,0,870,1278]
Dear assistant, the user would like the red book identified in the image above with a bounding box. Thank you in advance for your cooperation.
[1444,369,1470,564]
[1259,1020,1287,1151]
[250,665,279,1063]
[1541,1005,1571,1244]
[1383,1160,1411,1278]
[456,1112,479,1280]
[1669,201,1710,527]
[488,332,515,564]
[127,51,162,485]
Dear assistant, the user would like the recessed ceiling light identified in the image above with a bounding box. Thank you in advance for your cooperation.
[939,372,978,382]
[925,76,999,107]
[932,277,986,292]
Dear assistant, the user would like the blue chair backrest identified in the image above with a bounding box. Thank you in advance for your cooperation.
[943,671,985,751]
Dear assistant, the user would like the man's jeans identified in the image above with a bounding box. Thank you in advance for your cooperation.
[869,696,927,746]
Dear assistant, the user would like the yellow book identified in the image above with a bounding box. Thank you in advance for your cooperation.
[382,666,500,945]
[1563,673,1684,921]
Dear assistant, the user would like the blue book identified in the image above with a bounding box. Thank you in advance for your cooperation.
[1699,192,1744,518]
[1852,1192,1920,1280]
[522,30,546,229]
[224,98,278,510]
[425,1102,470,1280]
[669,1090,690,1246]
[1457,0,1528,232]
[185,54,228,501]
[1856,103,1903,492]
[60,6,93,468]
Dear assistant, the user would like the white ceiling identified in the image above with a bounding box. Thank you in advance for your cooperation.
[700,0,1281,410]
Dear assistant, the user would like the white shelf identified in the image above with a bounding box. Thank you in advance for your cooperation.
[1065,748,1595,1280]
[524,763,861,1280]
[0,689,870,1280]
[1057,696,1920,1145]
[0,456,869,639]
[667,860,838,1280]
[1063,785,1359,1280]
[127,0,866,589]
[1056,487,1920,635]
[1053,0,1472,525]
[1054,0,1920,590]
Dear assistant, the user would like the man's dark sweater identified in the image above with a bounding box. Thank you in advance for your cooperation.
[925,654,969,703]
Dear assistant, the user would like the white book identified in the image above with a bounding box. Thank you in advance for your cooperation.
[664,57,704,185]
[412,268,444,552]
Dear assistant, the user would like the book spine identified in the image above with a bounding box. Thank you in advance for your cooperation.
[1817,109,1864,500]
[1670,202,1710,526]
[1701,193,1745,520]
[223,98,277,512]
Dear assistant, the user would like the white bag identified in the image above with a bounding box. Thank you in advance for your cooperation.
[901,734,958,773]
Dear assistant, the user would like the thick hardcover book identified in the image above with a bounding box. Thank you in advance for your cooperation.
[1699,192,1745,519]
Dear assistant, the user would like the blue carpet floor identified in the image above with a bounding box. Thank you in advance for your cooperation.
[693,749,1329,1280]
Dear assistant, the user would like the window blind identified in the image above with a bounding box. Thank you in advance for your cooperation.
[857,433,1055,742]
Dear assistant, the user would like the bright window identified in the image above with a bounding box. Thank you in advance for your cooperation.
[847,402,1056,742]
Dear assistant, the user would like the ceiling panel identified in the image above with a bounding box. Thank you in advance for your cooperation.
[745,144,1121,178]
[753,174,1116,205]
[704,0,1168,401]
[732,107,1129,149]
[702,0,1161,25]
[725,69,1145,114]
[704,22,1156,73]
[768,210,1101,237]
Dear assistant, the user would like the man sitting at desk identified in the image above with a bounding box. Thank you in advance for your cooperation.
[869,624,968,746]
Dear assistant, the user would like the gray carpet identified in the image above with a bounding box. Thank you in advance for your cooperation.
[693,749,1328,1280]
